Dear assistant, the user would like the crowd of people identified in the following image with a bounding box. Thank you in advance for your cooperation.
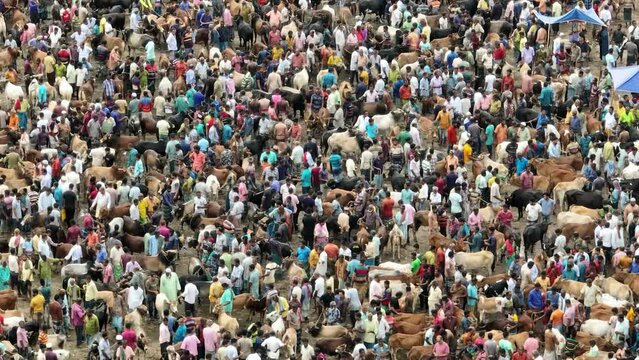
[1,0,639,358]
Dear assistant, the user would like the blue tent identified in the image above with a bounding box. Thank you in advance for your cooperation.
[532,7,607,27]
[608,66,639,93]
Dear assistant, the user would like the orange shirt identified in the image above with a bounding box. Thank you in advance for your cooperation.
[8,114,18,129]
[549,309,564,325]
[495,124,508,145]
[324,243,339,261]
[399,85,412,100]
[86,232,99,248]
[190,151,206,172]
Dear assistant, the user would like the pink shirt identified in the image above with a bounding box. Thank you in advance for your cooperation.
[203,327,219,353]
[191,151,206,172]
[468,212,482,229]
[181,334,201,356]
[523,337,539,359]
[223,9,233,26]
[268,11,281,27]
[403,204,416,225]
[71,303,85,326]
[433,341,450,359]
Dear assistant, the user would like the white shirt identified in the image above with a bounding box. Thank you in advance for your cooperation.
[181,283,200,304]
[38,192,55,213]
[369,279,383,302]
[193,196,207,215]
[261,336,284,359]
[346,158,356,177]
[127,286,145,310]
[230,201,244,217]
[525,203,542,222]
[554,235,566,256]
[599,227,614,247]
[485,74,496,92]
[129,204,140,221]
[65,244,83,262]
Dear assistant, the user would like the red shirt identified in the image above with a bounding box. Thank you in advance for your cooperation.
[502,75,515,92]
[493,46,505,60]
[122,329,137,350]
[447,127,458,145]
[381,198,394,218]
[399,85,412,100]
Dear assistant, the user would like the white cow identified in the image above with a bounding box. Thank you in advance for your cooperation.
[454,251,495,275]
[556,212,594,228]
[371,110,404,134]
[580,319,612,339]
[155,293,178,319]
[61,263,89,278]
[495,141,529,163]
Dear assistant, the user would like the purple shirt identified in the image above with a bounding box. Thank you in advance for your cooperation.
[17,327,28,348]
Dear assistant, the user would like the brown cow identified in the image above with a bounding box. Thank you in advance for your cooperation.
[509,175,551,192]
[135,251,177,272]
[389,332,426,360]
[407,346,432,360]
[122,233,145,253]
[325,189,356,207]
[561,222,596,239]
[0,289,18,310]
[83,166,128,187]
[103,203,131,220]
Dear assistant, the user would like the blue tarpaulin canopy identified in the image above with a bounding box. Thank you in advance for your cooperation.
[532,7,607,27]
[608,66,639,93]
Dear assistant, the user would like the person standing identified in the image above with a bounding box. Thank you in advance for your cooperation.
[71,298,85,346]
[160,268,181,308]
[180,278,199,315]
[84,308,100,345]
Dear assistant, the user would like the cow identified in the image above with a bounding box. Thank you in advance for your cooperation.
[155,293,178,319]
[135,251,177,272]
[522,222,548,257]
[506,189,544,220]
[565,190,605,210]
[580,319,612,339]
[308,325,350,338]
[567,206,601,220]
[454,251,495,276]
[510,174,551,192]
[553,277,586,300]
[556,211,596,227]
[553,177,589,211]
[478,296,507,322]
[495,141,528,163]
[389,332,426,360]
[594,276,633,303]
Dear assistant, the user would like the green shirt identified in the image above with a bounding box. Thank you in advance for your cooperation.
[397,130,411,145]
[410,258,421,274]
[186,88,196,107]
[485,124,495,145]
[176,96,190,113]
[85,314,100,335]
[220,288,235,314]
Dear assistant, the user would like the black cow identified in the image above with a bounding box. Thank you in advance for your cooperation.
[327,177,361,191]
[101,13,126,30]
[280,88,305,117]
[565,190,604,210]
[484,280,508,297]
[506,189,544,220]
[93,0,132,8]
[522,222,548,258]
[359,0,386,17]
[430,28,456,40]
[134,139,168,156]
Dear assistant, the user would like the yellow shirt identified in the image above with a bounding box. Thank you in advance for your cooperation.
[535,277,550,291]
[272,47,283,61]
[463,144,473,163]
[422,251,436,265]
[309,249,319,269]
[327,55,343,67]
[31,294,45,313]
[209,281,223,304]
[628,307,635,322]
[84,281,98,301]
[43,56,56,74]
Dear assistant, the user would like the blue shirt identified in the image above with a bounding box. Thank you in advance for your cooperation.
[547,291,559,306]
[148,235,158,256]
[537,198,555,216]
[527,289,544,310]
[515,157,528,175]
[96,248,108,263]
[297,246,310,262]
[197,138,209,153]
[365,123,379,139]
[222,124,233,144]
[328,154,342,170]
[562,268,578,280]
[300,169,311,187]
[630,262,639,274]
[539,86,554,106]
[536,114,548,129]
[322,72,336,89]
[467,284,478,306]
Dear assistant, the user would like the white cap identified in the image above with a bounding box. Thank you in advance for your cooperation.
[632,198,636,202]
[116,335,123,341]
[46,343,52,349]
